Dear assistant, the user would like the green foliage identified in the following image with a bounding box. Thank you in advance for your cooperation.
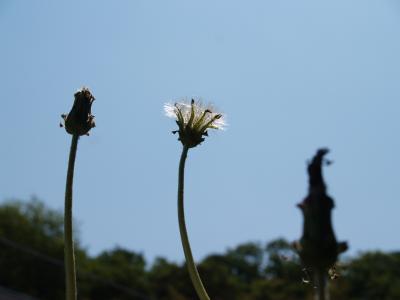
[1,199,400,300]
[148,258,193,300]
[0,199,65,299]
[81,248,149,300]
[331,251,400,300]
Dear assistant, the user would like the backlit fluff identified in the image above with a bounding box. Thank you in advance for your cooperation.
[164,99,225,148]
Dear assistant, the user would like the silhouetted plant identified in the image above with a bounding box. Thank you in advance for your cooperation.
[294,149,348,300]
[60,87,95,300]
[165,99,225,300]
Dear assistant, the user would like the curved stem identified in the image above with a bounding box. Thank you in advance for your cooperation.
[178,146,210,300]
[64,134,79,300]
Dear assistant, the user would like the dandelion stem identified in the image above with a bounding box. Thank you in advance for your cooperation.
[178,146,210,300]
[64,134,79,300]
[314,269,329,300]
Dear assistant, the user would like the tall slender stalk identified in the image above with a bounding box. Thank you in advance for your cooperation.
[314,269,329,300]
[64,134,79,300]
[165,99,225,300]
[177,146,210,300]
[61,87,95,300]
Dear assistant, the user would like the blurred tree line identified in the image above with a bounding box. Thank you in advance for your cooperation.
[0,199,399,300]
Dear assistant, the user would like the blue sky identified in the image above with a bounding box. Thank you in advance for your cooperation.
[1,0,400,263]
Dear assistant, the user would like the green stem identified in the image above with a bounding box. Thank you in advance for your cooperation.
[64,134,79,300]
[178,146,210,300]
[314,269,329,300]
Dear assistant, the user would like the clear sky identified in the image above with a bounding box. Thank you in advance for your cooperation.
[1,0,400,263]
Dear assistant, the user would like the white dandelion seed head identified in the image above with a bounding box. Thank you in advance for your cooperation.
[164,98,226,147]
[164,100,226,130]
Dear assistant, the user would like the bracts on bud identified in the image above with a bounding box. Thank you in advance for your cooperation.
[61,87,95,136]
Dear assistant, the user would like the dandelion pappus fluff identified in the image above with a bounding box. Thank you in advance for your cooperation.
[164,99,226,148]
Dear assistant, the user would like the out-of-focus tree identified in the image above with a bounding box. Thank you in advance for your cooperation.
[148,257,193,300]
[2,199,400,300]
[82,248,150,300]
[200,254,246,300]
[331,251,400,300]
[264,238,302,280]
[249,239,310,300]
[0,199,66,299]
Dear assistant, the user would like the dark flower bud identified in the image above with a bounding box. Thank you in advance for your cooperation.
[61,87,95,136]
[295,148,348,272]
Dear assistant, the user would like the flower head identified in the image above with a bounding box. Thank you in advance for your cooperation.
[164,99,225,148]
[295,148,348,272]
[61,87,95,136]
